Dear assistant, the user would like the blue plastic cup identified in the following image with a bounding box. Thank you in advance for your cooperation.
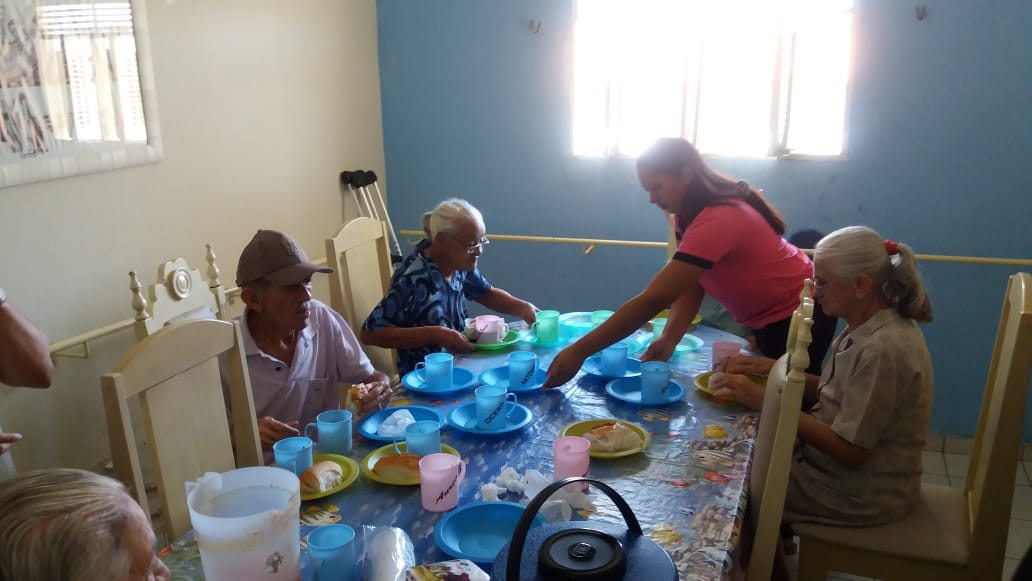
[531,310,560,343]
[273,436,313,476]
[640,361,672,403]
[651,317,668,337]
[415,352,454,390]
[591,310,614,326]
[307,524,355,581]
[507,351,538,389]
[475,385,518,431]
[305,409,352,456]
[600,341,629,376]
[393,420,441,456]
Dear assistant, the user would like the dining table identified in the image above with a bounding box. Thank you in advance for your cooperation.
[162,317,759,581]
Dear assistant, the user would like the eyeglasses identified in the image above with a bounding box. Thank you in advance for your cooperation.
[446,232,490,255]
[813,276,847,290]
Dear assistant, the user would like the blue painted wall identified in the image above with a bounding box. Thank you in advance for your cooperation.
[376,0,1032,438]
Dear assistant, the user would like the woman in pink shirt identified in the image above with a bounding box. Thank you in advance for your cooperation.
[544,138,836,388]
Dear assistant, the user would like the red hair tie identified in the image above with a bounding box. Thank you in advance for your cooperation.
[885,240,899,256]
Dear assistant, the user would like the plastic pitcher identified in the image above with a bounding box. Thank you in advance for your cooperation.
[186,466,301,581]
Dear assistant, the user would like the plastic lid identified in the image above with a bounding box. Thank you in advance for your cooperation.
[538,529,626,580]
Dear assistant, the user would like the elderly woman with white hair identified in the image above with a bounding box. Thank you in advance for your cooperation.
[0,468,171,580]
[712,225,934,527]
[362,198,538,375]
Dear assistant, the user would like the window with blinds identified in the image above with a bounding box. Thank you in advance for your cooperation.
[572,0,854,159]
[36,2,146,144]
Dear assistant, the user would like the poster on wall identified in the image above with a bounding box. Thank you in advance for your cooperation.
[0,0,161,188]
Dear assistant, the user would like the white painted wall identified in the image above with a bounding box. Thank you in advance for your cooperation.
[0,0,385,472]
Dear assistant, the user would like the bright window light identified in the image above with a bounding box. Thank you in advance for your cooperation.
[36,2,147,144]
[572,0,854,158]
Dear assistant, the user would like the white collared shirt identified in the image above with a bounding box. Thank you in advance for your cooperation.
[222,299,374,429]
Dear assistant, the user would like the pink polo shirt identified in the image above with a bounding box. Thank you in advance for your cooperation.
[674,199,812,329]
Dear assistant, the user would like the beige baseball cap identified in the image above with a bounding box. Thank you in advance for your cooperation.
[236,230,333,286]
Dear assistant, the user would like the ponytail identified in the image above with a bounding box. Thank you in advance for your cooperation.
[816,227,934,322]
[883,242,934,322]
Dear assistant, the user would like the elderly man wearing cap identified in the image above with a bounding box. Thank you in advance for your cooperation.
[227,229,392,452]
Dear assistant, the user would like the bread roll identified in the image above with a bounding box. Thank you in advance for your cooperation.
[344,382,392,415]
[583,422,643,453]
[373,453,421,481]
[300,461,343,494]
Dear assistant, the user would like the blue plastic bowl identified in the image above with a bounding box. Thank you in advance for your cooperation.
[433,501,546,564]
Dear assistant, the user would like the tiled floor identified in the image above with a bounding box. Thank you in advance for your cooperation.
[782,450,1032,580]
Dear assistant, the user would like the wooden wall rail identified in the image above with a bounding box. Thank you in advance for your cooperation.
[48,232,1030,357]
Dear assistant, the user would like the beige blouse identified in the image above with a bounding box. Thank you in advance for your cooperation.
[782,308,934,526]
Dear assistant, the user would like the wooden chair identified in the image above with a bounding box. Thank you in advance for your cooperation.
[101,319,262,540]
[746,294,813,581]
[130,245,229,339]
[326,217,398,379]
[787,279,813,354]
[794,272,1032,581]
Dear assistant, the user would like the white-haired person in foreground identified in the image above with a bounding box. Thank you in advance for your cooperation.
[362,197,539,375]
[0,468,171,580]
[712,225,934,580]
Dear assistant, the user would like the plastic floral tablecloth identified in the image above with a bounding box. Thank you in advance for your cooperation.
[163,322,758,581]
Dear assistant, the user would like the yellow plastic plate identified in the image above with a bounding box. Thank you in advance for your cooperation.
[692,370,766,395]
[361,443,461,486]
[559,419,651,459]
[300,453,360,502]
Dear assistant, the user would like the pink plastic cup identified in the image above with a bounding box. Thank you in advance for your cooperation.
[553,436,591,490]
[473,315,508,343]
[419,453,466,512]
[712,341,741,370]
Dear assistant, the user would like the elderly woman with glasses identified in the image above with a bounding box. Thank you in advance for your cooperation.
[0,468,171,581]
[713,225,934,528]
[362,198,538,375]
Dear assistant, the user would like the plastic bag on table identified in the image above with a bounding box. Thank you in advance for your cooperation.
[363,525,415,581]
[376,409,417,438]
